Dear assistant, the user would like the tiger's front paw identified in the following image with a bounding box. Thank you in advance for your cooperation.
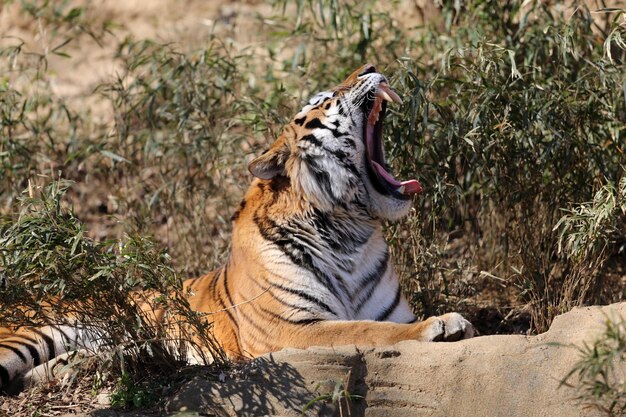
[424,312,474,342]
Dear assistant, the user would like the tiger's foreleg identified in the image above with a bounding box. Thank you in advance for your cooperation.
[285,313,473,350]
[241,313,474,356]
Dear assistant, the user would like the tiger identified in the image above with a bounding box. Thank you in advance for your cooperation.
[0,64,473,394]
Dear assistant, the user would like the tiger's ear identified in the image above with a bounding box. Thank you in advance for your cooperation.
[248,137,290,180]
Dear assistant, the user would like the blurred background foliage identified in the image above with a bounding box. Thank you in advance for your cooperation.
[0,0,624,406]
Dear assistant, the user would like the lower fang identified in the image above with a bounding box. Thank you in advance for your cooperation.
[396,185,405,194]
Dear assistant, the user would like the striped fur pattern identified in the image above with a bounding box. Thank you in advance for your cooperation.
[0,326,93,394]
[0,64,473,393]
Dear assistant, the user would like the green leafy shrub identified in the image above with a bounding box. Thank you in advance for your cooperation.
[555,178,626,309]
[562,314,626,416]
[274,0,625,332]
[0,180,226,383]
[95,39,257,275]
[110,371,159,409]
[388,1,625,332]
[11,0,114,47]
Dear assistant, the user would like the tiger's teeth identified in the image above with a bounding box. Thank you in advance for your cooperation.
[380,90,394,103]
[396,185,405,194]
[378,84,402,104]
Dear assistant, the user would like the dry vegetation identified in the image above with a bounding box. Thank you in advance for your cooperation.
[0,0,625,415]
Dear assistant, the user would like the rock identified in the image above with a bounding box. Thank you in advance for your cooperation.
[166,347,365,416]
[96,393,112,407]
[167,303,626,417]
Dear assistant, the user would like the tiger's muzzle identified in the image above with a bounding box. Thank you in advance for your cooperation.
[356,68,423,200]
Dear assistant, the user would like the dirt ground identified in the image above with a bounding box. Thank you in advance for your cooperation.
[0,0,440,107]
[1,0,271,113]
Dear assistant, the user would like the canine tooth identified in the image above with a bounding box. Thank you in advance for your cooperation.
[378,84,403,104]
[380,90,394,103]
[396,185,405,194]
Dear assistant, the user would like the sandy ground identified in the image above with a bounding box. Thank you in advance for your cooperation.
[0,0,441,108]
[1,0,616,119]
[0,0,277,118]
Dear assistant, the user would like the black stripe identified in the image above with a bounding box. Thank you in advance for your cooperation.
[338,158,359,177]
[305,118,325,130]
[311,208,371,252]
[11,335,42,366]
[312,169,334,197]
[337,101,345,116]
[301,132,355,168]
[304,152,358,199]
[259,307,322,326]
[213,264,239,330]
[230,199,247,222]
[343,137,355,147]
[292,133,359,203]
[209,268,224,301]
[16,336,46,364]
[31,329,57,360]
[328,126,343,139]
[235,312,276,355]
[376,285,402,321]
[247,272,267,291]
[301,133,322,147]
[305,269,342,303]
[360,250,390,287]
[216,294,237,325]
[209,290,240,350]
[294,116,306,126]
[222,266,235,307]
[220,267,240,330]
[354,252,389,313]
[333,274,352,302]
[255,214,342,300]
[0,365,10,389]
[238,304,270,339]
[329,147,347,160]
[56,328,74,347]
[281,224,325,257]
[269,282,337,316]
[0,344,27,363]
[267,288,318,315]
[240,329,277,353]
[290,318,322,325]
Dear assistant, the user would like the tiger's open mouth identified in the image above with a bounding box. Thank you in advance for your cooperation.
[364,83,423,199]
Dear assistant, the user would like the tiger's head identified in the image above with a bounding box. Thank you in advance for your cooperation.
[248,64,422,220]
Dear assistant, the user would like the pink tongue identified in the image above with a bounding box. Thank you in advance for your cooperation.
[371,161,423,194]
